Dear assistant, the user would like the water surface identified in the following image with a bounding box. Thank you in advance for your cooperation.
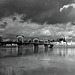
[1,47,75,75]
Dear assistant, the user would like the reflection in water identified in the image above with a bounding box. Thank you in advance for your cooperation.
[1,47,75,75]
[37,47,75,58]
[53,48,75,57]
[38,48,75,68]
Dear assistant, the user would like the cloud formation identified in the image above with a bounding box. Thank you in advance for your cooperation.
[60,3,75,12]
[0,0,73,24]
[0,13,75,40]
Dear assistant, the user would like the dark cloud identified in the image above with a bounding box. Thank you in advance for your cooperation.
[0,14,75,38]
[0,0,74,24]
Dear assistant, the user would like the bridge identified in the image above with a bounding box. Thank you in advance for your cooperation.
[0,41,55,56]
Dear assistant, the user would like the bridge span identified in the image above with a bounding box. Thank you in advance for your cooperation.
[0,41,55,57]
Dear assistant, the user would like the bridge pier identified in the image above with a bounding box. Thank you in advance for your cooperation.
[18,44,23,55]
[10,44,13,54]
[34,44,39,54]
[50,44,54,48]
[44,44,48,52]
[23,44,33,55]
[49,44,54,51]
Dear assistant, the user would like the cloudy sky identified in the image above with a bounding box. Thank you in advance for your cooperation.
[0,0,75,39]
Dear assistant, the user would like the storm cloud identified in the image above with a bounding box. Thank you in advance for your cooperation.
[0,14,75,40]
[0,0,75,38]
[0,0,74,24]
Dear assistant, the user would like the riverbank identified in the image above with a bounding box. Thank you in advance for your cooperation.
[54,45,75,48]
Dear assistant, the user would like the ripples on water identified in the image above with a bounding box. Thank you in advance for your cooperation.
[53,48,75,57]
[1,47,75,75]
[39,45,75,57]
[38,47,75,63]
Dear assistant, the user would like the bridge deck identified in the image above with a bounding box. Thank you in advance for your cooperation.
[0,42,55,45]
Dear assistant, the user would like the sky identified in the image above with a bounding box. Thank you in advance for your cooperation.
[0,0,75,39]
[0,0,74,23]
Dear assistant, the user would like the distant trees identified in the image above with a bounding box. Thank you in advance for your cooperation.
[56,37,66,42]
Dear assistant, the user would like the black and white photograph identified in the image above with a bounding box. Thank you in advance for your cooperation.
[0,0,75,75]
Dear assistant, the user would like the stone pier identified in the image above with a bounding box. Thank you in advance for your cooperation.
[34,44,39,54]
[44,44,48,52]
[18,45,23,55]
[22,44,33,55]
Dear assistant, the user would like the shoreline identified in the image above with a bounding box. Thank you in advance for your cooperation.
[54,45,75,48]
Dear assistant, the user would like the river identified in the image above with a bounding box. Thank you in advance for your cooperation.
[1,47,75,75]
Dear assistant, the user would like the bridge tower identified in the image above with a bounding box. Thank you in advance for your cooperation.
[17,35,24,55]
[33,38,39,54]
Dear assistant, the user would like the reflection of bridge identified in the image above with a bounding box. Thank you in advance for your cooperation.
[0,41,55,56]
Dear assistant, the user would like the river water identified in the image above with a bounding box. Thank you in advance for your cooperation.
[1,47,75,75]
